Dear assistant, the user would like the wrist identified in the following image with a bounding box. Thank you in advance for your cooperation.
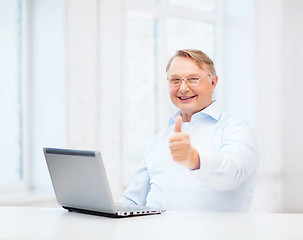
[188,147,200,170]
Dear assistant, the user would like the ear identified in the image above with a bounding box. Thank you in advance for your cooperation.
[211,75,218,92]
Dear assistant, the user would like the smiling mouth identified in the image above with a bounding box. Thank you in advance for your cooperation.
[178,95,197,100]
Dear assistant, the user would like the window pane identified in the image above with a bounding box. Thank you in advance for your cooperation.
[124,12,156,181]
[167,17,215,57]
[169,0,218,12]
[0,0,22,184]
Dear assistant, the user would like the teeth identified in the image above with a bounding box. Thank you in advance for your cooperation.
[180,96,193,100]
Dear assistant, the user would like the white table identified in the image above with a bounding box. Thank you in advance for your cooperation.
[1,206,303,240]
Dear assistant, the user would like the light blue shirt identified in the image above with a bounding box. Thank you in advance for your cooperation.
[120,102,259,212]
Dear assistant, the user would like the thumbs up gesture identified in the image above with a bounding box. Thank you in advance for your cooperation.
[169,116,200,170]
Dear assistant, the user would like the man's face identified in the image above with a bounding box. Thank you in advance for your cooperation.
[168,56,217,120]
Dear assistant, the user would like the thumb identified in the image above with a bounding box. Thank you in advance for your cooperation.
[174,116,182,132]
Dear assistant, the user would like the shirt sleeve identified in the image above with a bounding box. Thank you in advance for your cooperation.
[118,151,151,206]
[191,117,259,191]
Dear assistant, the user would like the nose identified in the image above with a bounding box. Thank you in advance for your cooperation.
[178,80,190,93]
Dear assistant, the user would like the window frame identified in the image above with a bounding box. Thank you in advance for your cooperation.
[20,0,34,191]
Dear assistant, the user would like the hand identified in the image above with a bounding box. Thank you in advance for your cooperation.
[169,116,200,170]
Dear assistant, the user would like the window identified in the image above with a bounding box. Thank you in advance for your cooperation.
[0,0,67,197]
[0,0,23,188]
[123,12,157,181]
[123,0,221,184]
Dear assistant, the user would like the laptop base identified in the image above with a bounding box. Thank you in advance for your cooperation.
[62,206,161,218]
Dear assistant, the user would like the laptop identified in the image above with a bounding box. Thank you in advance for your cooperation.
[43,147,165,218]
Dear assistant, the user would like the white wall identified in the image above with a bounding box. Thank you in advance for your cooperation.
[65,0,124,199]
[251,0,285,212]
[251,0,303,212]
[66,0,99,150]
[281,0,303,212]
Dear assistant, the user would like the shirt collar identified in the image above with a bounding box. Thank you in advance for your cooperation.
[201,101,222,121]
[168,101,222,126]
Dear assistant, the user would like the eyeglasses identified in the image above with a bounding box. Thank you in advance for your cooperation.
[168,75,210,87]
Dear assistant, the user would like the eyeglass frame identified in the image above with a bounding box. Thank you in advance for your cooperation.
[167,74,211,87]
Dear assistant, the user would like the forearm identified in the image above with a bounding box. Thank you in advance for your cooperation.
[191,149,258,191]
